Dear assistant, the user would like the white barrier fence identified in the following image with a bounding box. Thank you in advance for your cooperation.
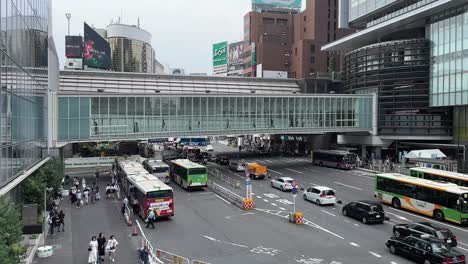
[64,156,117,168]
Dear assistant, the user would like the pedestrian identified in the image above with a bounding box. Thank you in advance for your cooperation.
[49,208,56,235]
[115,184,120,200]
[76,189,82,208]
[74,177,79,189]
[139,246,150,264]
[57,210,65,232]
[97,233,106,263]
[82,177,87,189]
[95,185,101,201]
[132,198,139,216]
[145,209,155,229]
[105,184,111,199]
[110,184,116,199]
[90,185,96,204]
[70,186,76,204]
[83,186,89,205]
[106,235,119,263]
[88,236,98,264]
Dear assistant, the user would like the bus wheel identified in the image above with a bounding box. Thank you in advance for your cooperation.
[392,198,401,209]
[433,210,445,222]
[319,162,323,167]
[336,164,341,169]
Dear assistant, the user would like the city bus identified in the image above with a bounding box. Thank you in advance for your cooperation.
[142,159,170,183]
[410,167,468,187]
[179,137,208,146]
[170,159,208,190]
[375,173,468,225]
[127,174,174,219]
[312,150,357,170]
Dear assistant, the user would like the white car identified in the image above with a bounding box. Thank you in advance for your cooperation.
[303,186,336,206]
[206,145,214,151]
[271,177,295,191]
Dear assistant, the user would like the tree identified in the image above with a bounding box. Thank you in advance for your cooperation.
[0,197,26,264]
[328,57,337,73]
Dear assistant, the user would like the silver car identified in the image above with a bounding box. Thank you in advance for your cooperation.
[229,160,246,172]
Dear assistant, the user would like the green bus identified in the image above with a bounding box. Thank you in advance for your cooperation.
[375,173,468,225]
[170,159,208,190]
[410,167,468,187]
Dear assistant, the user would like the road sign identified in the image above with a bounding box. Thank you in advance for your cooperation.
[291,186,297,195]
[245,178,252,200]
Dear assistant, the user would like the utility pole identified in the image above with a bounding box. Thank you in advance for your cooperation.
[65,13,71,36]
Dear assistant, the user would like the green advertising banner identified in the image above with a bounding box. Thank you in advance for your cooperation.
[213,41,228,67]
[252,0,302,9]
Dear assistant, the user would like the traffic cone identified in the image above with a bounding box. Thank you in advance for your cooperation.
[127,218,132,226]
[132,226,138,236]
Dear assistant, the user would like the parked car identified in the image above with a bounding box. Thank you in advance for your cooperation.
[200,152,213,162]
[206,145,214,151]
[386,236,465,264]
[303,186,336,206]
[393,222,457,247]
[271,177,295,191]
[215,155,230,165]
[229,160,246,172]
[247,163,267,179]
[342,200,386,224]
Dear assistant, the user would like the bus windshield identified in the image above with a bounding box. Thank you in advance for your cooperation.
[343,154,356,163]
[189,168,206,175]
[147,190,173,199]
[151,166,169,173]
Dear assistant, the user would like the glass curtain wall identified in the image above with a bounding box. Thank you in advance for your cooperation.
[58,95,373,141]
[430,4,468,107]
[0,0,48,187]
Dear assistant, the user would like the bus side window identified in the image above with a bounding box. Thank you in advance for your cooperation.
[410,170,418,177]
[447,193,459,210]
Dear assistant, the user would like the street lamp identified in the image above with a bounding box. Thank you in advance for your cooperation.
[43,187,53,246]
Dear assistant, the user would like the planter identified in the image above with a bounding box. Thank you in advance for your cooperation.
[37,246,53,258]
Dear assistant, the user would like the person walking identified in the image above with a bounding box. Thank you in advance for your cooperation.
[49,208,57,235]
[88,236,98,264]
[97,233,106,263]
[83,186,89,205]
[145,209,156,229]
[132,198,140,216]
[106,235,119,263]
[105,184,111,199]
[76,190,82,209]
[57,210,65,232]
[139,246,150,264]
[95,185,101,201]
[82,177,87,190]
[90,185,96,204]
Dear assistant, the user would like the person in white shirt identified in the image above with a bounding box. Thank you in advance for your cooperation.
[105,184,111,199]
[106,235,119,263]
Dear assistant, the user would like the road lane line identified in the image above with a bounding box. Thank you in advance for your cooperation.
[263,199,269,202]
[256,196,262,199]
[279,207,286,211]
[333,182,363,191]
[215,194,231,205]
[458,242,468,247]
[354,224,359,227]
[269,169,283,175]
[457,246,468,252]
[242,212,254,216]
[271,203,277,206]
[369,252,381,258]
[321,210,336,217]
[386,212,410,221]
[285,168,303,174]
[349,242,360,247]
[265,160,273,163]
[390,262,398,264]
[202,235,249,248]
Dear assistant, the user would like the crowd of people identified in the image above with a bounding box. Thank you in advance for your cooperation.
[69,177,103,208]
[88,232,119,264]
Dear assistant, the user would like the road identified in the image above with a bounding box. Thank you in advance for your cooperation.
[142,143,468,263]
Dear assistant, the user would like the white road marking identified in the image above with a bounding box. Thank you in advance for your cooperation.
[369,251,381,258]
[256,196,262,199]
[458,242,468,247]
[263,199,269,203]
[310,182,320,186]
[349,242,360,247]
[251,192,255,195]
[279,207,286,211]
[202,235,249,248]
[333,182,363,191]
[264,193,280,199]
[354,224,359,227]
[285,168,303,174]
[386,212,409,221]
[250,246,281,256]
[215,194,231,205]
[269,169,283,175]
[271,203,277,206]
[277,199,294,205]
[390,262,398,264]
[265,160,273,163]
[321,210,336,217]
[457,246,468,252]
[242,212,254,216]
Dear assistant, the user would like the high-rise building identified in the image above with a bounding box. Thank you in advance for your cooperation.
[323,0,466,159]
[0,0,56,197]
[107,23,155,73]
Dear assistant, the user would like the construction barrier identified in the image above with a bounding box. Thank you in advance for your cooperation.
[242,199,254,210]
[295,212,303,225]
[155,249,190,264]
[192,261,211,264]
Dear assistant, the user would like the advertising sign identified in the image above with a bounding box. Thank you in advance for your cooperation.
[228,41,244,66]
[252,0,302,9]
[65,36,83,58]
[213,41,228,67]
[84,22,111,70]
[263,70,288,79]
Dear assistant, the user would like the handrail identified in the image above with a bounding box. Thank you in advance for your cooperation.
[207,180,244,208]
[208,168,241,189]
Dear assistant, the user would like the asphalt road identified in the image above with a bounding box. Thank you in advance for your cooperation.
[138,142,468,264]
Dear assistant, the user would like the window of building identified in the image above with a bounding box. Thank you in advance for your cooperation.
[277,19,288,26]
[328,22,330,30]
[333,33,336,40]
[304,27,307,32]
[295,47,298,56]
[327,34,330,42]
[263,18,274,24]
[310,44,315,53]
[310,56,315,63]
[304,16,307,21]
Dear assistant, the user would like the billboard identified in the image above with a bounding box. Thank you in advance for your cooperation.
[65,36,83,58]
[228,41,244,66]
[213,41,228,67]
[84,22,111,70]
[263,70,288,79]
[252,0,302,9]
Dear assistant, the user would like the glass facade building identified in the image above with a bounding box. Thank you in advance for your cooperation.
[429,4,468,107]
[349,0,398,22]
[0,0,48,187]
[57,94,374,142]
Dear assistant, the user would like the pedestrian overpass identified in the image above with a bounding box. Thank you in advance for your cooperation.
[57,93,376,143]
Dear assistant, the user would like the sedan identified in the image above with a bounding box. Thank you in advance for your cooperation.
[342,200,386,224]
[303,186,336,206]
[387,236,465,264]
[206,145,214,151]
[393,222,457,247]
[271,177,295,191]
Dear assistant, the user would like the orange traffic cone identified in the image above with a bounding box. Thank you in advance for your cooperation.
[132,226,138,236]
[127,218,132,226]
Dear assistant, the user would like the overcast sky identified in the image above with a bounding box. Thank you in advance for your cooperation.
[52,0,253,74]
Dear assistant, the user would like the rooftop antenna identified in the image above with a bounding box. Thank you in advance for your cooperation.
[138,17,140,28]
[65,13,71,36]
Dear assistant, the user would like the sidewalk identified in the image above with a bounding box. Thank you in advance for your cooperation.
[33,175,140,264]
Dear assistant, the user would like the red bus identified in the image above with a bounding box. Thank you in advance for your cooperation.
[127,174,174,219]
[312,150,357,170]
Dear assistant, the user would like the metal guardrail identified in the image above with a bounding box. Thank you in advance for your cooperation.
[207,180,244,208]
[208,168,241,189]
[135,219,164,264]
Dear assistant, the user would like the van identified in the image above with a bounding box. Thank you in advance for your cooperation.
[247,163,267,179]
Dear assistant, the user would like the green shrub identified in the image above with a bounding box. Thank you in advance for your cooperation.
[0,197,26,264]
